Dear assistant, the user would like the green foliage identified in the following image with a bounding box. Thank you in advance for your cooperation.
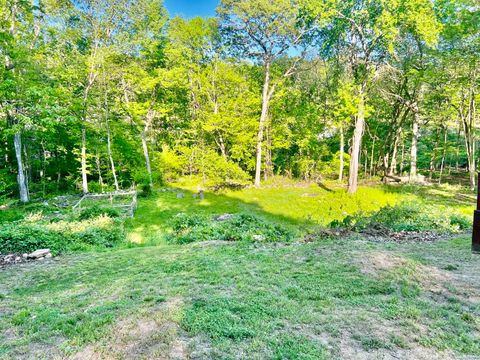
[79,205,121,220]
[0,216,125,254]
[167,213,292,244]
[159,146,251,189]
[331,201,471,233]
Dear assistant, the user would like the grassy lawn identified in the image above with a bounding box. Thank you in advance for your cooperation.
[0,183,478,359]
[127,182,473,244]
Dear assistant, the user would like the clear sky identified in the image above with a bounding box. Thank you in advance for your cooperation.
[164,0,219,18]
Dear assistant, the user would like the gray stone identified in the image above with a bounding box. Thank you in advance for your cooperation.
[27,249,51,259]
[215,214,233,222]
[176,193,184,199]
[252,234,266,241]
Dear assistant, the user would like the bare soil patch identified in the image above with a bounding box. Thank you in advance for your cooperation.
[71,297,192,360]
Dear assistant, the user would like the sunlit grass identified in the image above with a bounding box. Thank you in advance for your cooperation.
[126,181,474,245]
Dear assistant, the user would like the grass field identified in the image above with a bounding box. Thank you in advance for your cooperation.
[0,182,479,359]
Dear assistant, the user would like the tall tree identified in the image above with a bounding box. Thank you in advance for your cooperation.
[218,0,321,187]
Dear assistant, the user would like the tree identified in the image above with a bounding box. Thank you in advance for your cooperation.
[321,0,441,192]
[218,0,320,187]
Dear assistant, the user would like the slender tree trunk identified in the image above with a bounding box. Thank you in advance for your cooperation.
[255,61,273,188]
[369,136,375,177]
[13,131,29,203]
[105,118,119,191]
[348,85,365,193]
[400,140,405,175]
[142,110,154,190]
[81,126,88,193]
[95,149,104,192]
[141,131,153,189]
[382,152,389,181]
[439,126,448,184]
[429,136,438,181]
[104,94,119,191]
[389,129,401,176]
[264,117,273,181]
[410,110,419,180]
[339,125,344,182]
[463,91,476,189]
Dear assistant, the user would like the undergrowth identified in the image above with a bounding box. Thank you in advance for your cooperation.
[167,213,293,244]
[330,201,471,233]
[0,212,125,255]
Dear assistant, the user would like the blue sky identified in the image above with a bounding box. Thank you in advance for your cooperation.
[164,0,219,18]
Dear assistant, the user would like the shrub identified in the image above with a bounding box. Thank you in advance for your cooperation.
[79,205,121,220]
[0,215,125,255]
[167,213,292,244]
[330,201,471,233]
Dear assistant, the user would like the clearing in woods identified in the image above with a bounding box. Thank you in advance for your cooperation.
[0,183,479,359]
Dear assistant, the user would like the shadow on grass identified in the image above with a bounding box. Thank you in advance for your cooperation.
[381,183,475,208]
[125,188,319,245]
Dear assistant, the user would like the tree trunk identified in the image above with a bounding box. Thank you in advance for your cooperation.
[13,131,29,203]
[369,136,375,177]
[264,117,273,181]
[339,125,344,182]
[95,149,104,192]
[105,103,119,191]
[462,89,476,189]
[410,110,419,180]
[105,117,120,191]
[429,136,438,181]
[255,61,273,188]
[81,125,89,193]
[348,85,365,193]
[141,131,153,189]
[439,126,448,184]
[389,129,401,176]
[142,110,154,189]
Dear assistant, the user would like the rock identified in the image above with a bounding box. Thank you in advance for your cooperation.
[45,253,52,258]
[199,190,205,200]
[22,253,28,258]
[215,213,233,222]
[15,256,20,261]
[176,193,184,199]
[27,249,51,259]
[4,255,15,262]
[252,234,266,241]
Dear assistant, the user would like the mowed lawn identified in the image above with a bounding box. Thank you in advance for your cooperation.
[0,183,479,359]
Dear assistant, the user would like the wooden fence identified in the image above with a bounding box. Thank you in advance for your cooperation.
[72,190,138,217]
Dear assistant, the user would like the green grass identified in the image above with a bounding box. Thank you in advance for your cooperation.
[126,182,473,245]
[0,236,479,358]
[0,182,478,358]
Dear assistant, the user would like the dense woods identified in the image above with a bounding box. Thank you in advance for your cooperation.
[1,0,479,201]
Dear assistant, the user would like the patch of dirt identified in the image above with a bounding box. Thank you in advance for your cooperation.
[360,227,455,243]
[356,250,480,305]
[305,227,457,244]
[0,253,29,267]
[70,297,193,360]
[357,251,409,275]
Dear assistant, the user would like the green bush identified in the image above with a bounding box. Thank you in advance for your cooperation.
[79,205,121,220]
[330,201,471,233]
[168,213,292,244]
[0,216,125,254]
